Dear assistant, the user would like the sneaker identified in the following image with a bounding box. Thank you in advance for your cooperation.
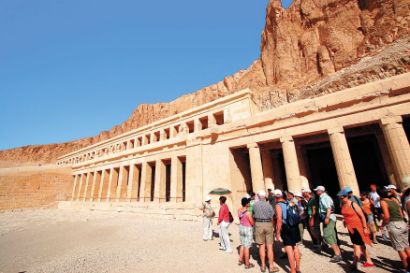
[330,255,343,263]
[218,246,226,251]
[225,249,233,253]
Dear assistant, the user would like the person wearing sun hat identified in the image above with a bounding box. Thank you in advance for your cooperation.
[338,188,375,270]
[202,196,215,241]
[314,185,342,263]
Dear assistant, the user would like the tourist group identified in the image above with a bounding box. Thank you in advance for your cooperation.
[201,177,410,273]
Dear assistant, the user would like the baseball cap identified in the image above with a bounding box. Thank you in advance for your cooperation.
[337,188,350,197]
[313,185,325,192]
[294,191,303,198]
[302,188,311,193]
[258,190,266,197]
[343,186,353,193]
[385,185,397,190]
[273,189,283,198]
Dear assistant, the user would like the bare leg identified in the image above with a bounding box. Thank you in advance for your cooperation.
[259,244,266,269]
[294,245,301,271]
[239,245,244,263]
[361,245,373,263]
[352,245,361,267]
[244,247,250,266]
[285,246,296,273]
[266,244,274,270]
[331,243,341,256]
[398,250,409,269]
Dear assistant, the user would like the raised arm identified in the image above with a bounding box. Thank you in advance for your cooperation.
[275,204,283,241]
[380,200,390,227]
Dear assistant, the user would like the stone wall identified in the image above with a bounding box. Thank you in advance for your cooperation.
[0,166,72,211]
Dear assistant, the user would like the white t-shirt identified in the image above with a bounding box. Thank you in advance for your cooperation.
[369,191,380,208]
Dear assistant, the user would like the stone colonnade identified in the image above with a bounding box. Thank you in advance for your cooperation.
[71,155,186,203]
[243,115,410,194]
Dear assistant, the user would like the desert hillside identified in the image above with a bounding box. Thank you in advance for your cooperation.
[1,0,409,167]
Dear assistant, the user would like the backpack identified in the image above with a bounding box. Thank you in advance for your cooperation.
[228,211,234,223]
[286,202,301,227]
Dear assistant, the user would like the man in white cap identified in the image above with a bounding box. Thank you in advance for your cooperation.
[253,190,279,272]
[385,184,402,205]
[201,196,215,241]
[314,185,342,263]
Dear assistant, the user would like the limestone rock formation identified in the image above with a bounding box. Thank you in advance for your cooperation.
[0,0,409,166]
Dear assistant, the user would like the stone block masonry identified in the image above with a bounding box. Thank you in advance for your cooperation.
[0,166,72,211]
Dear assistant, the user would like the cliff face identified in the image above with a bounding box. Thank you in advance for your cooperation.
[1,0,409,166]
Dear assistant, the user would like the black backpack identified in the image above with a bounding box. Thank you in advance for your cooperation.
[283,202,301,227]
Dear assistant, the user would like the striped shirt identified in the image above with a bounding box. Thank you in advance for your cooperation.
[253,200,274,221]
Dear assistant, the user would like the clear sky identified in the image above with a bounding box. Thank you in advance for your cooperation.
[0,0,292,150]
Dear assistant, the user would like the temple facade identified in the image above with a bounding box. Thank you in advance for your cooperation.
[57,73,410,213]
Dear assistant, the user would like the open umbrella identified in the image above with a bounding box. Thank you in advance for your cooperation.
[209,188,232,195]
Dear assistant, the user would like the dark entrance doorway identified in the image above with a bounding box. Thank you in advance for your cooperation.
[304,142,339,198]
[347,134,389,190]
[404,116,410,142]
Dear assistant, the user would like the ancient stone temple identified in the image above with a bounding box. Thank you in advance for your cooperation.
[57,73,410,213]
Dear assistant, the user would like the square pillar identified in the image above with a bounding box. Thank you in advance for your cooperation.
[247,143,265,192]
[170,156,184,202]
[380,116,410,188]
[328,127,360,195]
[280,136,302,193]
[194,118,202,132]
[76,173,84,201]
[89,171,98,202]
[261,149,274,190]
[140,162,152,202]
[129,164,141,201]
[154,159,166,202]
[71,175,78,201]
[115,165,125,202]
[82,172,91,201]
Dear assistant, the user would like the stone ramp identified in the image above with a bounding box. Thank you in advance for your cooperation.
[58,201,203,221]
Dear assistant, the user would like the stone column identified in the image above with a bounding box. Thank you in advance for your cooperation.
[170,156,183,202]
[261,149,274,190]
[280,136,302,193]
[208,113,217,127]
[381,116,410,188]
[82,172,90,201]
[140,162,151,202]
[106,168,114,202]
[247,143,265,192]
[375,132,397,185]
[160,130,167,141]
[97,170,106,202]
[115,166,125,202]
[170,127,178,138]
[328,127,360,195]
[126,164,135,201]
[76,173,84,201]
[71,175,78,201]
[194,118,202,132]
[154,159,166,202]
[90,171,98,202]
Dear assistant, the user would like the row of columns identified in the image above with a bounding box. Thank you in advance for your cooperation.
[62,112,223,166]
[245,116,410,194]
[71,156,186,203]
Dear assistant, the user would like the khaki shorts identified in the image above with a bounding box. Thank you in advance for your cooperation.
[255,222,274,245]
[387,221,409,251]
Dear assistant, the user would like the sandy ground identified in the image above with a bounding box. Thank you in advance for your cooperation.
[0,209,403,273]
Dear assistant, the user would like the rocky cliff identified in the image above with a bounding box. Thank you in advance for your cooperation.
[1,0,409,166]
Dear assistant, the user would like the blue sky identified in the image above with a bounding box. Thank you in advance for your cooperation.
[0,0,292,150]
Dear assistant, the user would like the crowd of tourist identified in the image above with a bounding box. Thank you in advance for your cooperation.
[201,176,410,273]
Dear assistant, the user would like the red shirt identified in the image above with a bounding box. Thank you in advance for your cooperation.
[218,204,230,224]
